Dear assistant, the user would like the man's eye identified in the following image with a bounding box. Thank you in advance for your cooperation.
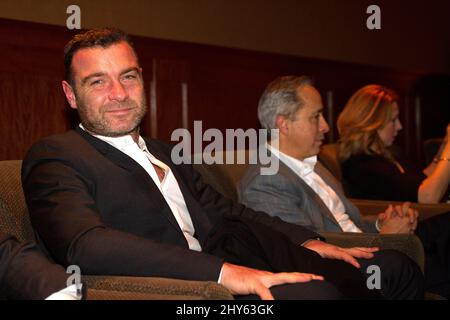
[123,74,137,80]
[90,79,103,86]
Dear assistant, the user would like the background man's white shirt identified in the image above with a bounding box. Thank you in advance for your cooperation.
[267,144,362,233]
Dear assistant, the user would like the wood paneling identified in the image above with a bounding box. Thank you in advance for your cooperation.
[0,18,448,170]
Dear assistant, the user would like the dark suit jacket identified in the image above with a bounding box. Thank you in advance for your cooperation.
[22,127,320,282]
[0,233,68,299]
[238,151,377,233]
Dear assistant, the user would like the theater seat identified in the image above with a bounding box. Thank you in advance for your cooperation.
[0,160,232,300]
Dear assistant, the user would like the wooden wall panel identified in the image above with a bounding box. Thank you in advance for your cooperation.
[0,72,70,160]
[0,18,448,171]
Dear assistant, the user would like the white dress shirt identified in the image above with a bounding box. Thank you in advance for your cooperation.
[80,124,202,251]
[46,284,81,300]
[267,144,362,233]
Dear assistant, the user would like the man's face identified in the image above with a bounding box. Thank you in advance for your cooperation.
[279,85,329,160]
[62,41,147,137]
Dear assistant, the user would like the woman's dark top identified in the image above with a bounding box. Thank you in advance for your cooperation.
[341,154,426,202]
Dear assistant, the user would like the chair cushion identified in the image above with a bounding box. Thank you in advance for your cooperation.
[0,160,34,242]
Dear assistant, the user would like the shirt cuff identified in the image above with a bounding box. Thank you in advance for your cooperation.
[301,237,322,246]
[217,264,225,284]
[375,218,382,232]
[45,284,83,300]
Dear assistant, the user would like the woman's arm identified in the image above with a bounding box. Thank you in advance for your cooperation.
[423,124,449,177]
[419,124,450,203]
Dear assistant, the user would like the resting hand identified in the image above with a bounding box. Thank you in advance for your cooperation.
[219,262,324,300]
[303,240,378,269]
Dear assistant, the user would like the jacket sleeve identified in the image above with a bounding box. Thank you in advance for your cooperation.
[22,143,224,282]
[239,172,322,233]
[0,233,68,300]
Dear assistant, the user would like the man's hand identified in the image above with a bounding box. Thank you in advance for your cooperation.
[398,202,419,232]
[303,240,378,269]
[219,262,324,300]
[378,203,418,234]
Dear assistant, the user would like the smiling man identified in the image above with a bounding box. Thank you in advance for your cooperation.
[62,34,147,139]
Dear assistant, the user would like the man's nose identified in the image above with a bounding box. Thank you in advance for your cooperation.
[396,119,403,131]
[320,115,330,133]
[109,80,128,101]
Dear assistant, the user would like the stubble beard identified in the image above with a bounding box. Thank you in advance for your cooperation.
[76,94,148,137]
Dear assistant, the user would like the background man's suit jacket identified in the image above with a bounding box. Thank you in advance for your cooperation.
[0,233,68,299]
[238,154,378,233]
[21,127,320,282]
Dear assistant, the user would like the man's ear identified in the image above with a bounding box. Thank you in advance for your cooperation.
[275,115,289,136]
[62,81,78,110]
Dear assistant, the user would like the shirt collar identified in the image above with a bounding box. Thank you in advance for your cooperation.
[79,123,147,152]
[266,143,317,178]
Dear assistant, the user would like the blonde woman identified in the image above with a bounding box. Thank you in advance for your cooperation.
[337,85,450,298]
[337,85,450,204]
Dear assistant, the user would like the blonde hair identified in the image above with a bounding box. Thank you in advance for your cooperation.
[337,84,399,161]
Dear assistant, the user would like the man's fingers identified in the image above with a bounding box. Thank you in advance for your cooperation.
[401,202,414,223]
[257,272,324,300]
[402,201,411,211]
[266,272,323,287]
[411,218,418,232]
[337,251,361,268]
[254,283,274,300]
[343,248,376,260]
[408,209,416,224]
[385,205,393,218]
[293,273,324,282]
[394,205,403,217]
[349,247,379,253]
[413,209,419,223]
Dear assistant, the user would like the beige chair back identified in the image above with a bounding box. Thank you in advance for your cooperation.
[0,160,34,242]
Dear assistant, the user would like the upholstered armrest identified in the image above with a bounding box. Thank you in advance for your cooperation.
[82,275,233,300]
[350,198,450,221]
[319,232,425,273]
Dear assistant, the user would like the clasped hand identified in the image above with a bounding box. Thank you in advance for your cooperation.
[378,202,418,234]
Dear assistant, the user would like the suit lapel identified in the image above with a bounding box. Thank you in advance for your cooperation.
[143,139,212,242]
[277,159,342,229]
[75,127,183,233]
[315,162,366,230]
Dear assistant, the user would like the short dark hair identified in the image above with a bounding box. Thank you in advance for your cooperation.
[64,28,136,86]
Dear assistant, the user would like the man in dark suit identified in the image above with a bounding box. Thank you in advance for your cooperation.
[22,28,423,299]
[0,233,75,299]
